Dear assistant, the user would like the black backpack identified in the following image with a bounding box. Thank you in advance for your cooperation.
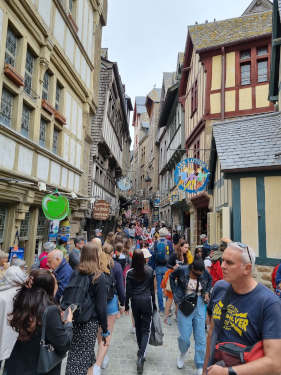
[61,271,94,323]
[104,267,116,301]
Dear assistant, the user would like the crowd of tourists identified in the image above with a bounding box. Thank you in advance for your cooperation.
[1,220,281,375]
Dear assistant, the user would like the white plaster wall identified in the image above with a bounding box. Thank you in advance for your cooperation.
[63,134,69,162]
[65,91,71,129]
[77,106,82,140]
[0,134,15,170]
[50,161,61,186]
[37,154,49,181]
[76,143,81,169]
[72,100,77,135]
[38,0,51,28]
[77,0,84,40]
[18,146,33,176]
[65,29,75,65]
[74,174,80,193]
[0,7,3,40]
[70,138,75,165]
[75,48,81,75]
[54,9,65,48]
[68,171,74,190]
[61,168,68,188]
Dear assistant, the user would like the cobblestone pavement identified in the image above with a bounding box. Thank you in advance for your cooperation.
[61,312,196,375]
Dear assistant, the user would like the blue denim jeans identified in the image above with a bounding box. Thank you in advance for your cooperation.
[155,266,168,312]
[177,296,206,369]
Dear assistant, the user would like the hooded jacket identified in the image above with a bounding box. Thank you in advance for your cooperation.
[0,266,27,361]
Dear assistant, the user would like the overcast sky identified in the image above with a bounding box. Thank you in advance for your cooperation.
[102,0,255,132]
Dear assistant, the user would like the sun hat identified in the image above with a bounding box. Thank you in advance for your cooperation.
[142,248,152,259]
[159,228,169,237]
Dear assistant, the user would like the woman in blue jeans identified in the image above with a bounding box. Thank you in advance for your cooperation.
[170,257,212,375]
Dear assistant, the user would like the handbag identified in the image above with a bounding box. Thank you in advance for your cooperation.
[179,278,199,317]
[212,287,264,367]
[37,306,66,374]
[149,310,164,346]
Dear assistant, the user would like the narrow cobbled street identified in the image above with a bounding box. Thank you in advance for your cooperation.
[61,313,195,375]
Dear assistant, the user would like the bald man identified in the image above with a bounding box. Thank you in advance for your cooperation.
[47,249,73,302]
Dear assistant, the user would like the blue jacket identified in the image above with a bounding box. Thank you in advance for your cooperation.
[150,238,173,269]
[170,265,212,304]
[54,258,73,302]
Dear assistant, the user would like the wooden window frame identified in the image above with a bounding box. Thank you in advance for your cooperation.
[191,80,198,117]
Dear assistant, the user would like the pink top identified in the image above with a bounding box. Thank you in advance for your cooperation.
[39,251,49,269]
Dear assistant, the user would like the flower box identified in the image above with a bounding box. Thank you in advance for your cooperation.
[4,64,24,87]
[41,99,55,115]
[54,110,66,125]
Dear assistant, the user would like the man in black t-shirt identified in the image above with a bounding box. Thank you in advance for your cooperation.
[203,242,281,375]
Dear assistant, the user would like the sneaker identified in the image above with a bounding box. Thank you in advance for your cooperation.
[137,356,144,374]
[130,326,136,334]
[93,364,101,375]
[196,369,203,375]
[177,352,186,369]
[101,354,109,369]
[159,310,165,317]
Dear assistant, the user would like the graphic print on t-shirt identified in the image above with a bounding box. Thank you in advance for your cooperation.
[213,300,249,336]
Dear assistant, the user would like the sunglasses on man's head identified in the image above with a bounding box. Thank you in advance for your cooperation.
[232,242,252,264]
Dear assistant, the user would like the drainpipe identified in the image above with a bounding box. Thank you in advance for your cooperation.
[221,47,226,120]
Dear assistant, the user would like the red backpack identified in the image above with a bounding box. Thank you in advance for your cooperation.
[210,260,223,286]
[272,264,280,290]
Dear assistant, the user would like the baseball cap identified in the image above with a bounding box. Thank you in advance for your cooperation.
[60,236,68,242]
[200,234,207,239]
[142,248,152,259]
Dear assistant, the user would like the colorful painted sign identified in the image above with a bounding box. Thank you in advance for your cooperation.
[42,192,70,220]
[174,158,210,194]
[117,177,132,191]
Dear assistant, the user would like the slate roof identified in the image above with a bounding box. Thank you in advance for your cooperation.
[189,11,272,51]
[135,96,147,114]
[242,0,272,15]
[213,112,281,172]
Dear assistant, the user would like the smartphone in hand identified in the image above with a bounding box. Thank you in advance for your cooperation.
[63,304,78,321]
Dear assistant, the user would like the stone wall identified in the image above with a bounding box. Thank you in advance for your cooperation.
[254,265,274,289]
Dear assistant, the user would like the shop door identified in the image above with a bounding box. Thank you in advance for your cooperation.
[197,207,208,243]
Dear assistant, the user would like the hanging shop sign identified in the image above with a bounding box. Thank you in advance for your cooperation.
[117,177,132,191]
[93,200,110,220]
[153,197,160,208]
[174,158,210,194]
[42,192,70,221]
[48,220,60,241]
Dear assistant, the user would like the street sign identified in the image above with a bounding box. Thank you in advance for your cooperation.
[93,200,110,220]
[174,158,210,194]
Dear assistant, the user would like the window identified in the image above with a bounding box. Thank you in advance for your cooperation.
[39,118,47,147]
[24,48,35,96]
[37,209,48,237]
[21,104,32,138]
[257,47,267,56]
[240,63,251,85]
[193,139,200,169]
[52,128,59,154]
[0,207,7,243]
[42,71,50,101]
[0,88,13,127]
[55,82,62,111]
[5,27,18,67]
[191,80,198,115]
[257,60,268,83]
[240,50,251,60]
[20,212,30,238]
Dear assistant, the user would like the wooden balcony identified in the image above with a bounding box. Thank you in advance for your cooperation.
[4,64,24,87]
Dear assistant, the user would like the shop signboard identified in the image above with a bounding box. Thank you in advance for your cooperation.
[153,197,160,207]
[93,200,110,221]
[9,246,24,262]
[174,158,210,194]
[42,191,70,220]
[48,220,60,241]
[117,177,132,191]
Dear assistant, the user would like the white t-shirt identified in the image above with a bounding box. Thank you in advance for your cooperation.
[204,257,212,269]
[186,278,202,295]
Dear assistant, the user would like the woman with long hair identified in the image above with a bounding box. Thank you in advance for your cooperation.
[125,250,156,374]
[170,257,212,374]
[169,240,193,267]
[104,232,115,247]
[6,269,73,375]
[94,243,125,373]
[65,243,109,375]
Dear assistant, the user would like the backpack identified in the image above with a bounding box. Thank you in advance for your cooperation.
[272,264,280,290]
[61,271,94,323]
[104,267,116,301]
[155,239,169,264]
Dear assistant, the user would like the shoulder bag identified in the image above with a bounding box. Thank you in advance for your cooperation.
[179,278,199,317]
[212,286,264,367]
[37,306,66,374]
